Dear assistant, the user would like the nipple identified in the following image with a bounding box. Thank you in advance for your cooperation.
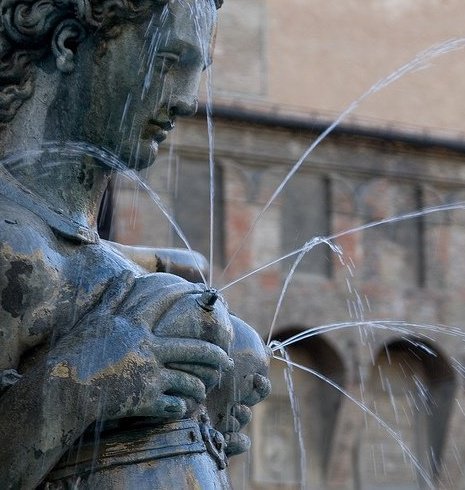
[196,288,219,311]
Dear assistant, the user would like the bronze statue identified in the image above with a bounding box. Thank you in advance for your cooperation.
[0,0,270,487]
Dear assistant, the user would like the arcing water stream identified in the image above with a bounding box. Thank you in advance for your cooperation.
[219,38,465,283]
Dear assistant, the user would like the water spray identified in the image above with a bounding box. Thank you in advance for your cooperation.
[196,288,219,311]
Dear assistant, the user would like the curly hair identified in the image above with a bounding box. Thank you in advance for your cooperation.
[0,0,222,124]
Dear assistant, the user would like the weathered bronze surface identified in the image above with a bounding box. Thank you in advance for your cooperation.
[0,0,270,487]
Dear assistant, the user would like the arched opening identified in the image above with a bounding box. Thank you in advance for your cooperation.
[250,328,345,489]
[357,338,456,489]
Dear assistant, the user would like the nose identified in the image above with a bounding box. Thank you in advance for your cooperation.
[169,96,199,118]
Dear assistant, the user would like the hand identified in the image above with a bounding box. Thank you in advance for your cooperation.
[207,316,271,457]
[46,270,234,423]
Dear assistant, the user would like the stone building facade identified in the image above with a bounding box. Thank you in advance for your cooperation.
[107,1,465,488]
[110,116,465,489]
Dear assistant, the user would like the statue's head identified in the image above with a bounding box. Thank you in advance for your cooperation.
[0,0,221,165]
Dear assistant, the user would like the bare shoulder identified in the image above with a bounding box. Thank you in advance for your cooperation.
[0,195,63,303]
[0,195,58,259]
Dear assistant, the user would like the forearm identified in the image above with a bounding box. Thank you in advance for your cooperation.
[105,241,208,282]
[0,362,97,489]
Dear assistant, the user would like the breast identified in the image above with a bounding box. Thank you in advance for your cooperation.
[25,238,145,347]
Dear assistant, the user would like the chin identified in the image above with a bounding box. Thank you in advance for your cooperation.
[119,139,158,171]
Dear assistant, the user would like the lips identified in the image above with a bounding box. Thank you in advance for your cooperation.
[143,124,168,143]
[143,119,175,157]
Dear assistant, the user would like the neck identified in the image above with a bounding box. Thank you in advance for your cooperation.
[0,62,111,231]
[4,153,111,232]
[0,64,112,233]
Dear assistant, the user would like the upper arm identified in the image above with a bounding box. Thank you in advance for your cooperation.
[0,202,59,369]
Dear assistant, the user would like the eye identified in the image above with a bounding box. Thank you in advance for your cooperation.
[155,52,180,74]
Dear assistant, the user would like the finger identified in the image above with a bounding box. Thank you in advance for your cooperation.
[152,395,187,419]
[241,374,271,406]
[166,363,220,391]
[163,368,207,404]
[217,412,240,433]
[231,404,252,428]
[137,395,188,419]
[153,338,234,373]
[224,432,251,457]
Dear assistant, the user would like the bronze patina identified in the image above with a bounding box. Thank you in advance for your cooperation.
[0,0,270,487]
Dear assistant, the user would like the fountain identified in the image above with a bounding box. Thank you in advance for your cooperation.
[0,0,271,487]
[3,0,465,487]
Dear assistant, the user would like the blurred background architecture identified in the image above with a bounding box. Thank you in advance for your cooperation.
[105,1,465,488]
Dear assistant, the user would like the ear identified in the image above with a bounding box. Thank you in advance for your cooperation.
[52,20,86,73]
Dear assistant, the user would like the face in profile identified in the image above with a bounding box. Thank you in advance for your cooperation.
[83,0,218,167]
[0,0,218,169]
